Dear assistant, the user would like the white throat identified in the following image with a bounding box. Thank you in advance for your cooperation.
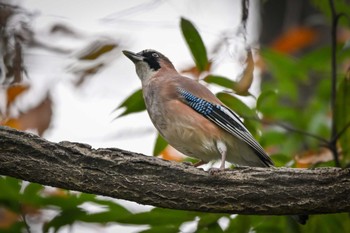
[135,62,158,83]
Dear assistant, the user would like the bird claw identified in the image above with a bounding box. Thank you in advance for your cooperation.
[208,167,226,175]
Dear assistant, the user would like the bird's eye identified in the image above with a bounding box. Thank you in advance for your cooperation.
[152,53,159,58]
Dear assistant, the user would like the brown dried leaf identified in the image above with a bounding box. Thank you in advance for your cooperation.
[44,188,69,198]
[21,204,41,216]
[78,41,118,60]
[6,84,29,109]
[338,28,350,43]
[160,145,185,162]
[0,208,19,229]
[295,148,333,168]
[2,118,21,129]
[181,65,201,79]
[271,26,317,54]
[235,49,254,94]
[180,61,212,80]
[3,95,52,136]
[74,63,104,87]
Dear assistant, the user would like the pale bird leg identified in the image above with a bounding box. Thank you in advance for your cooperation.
[217,141,227,170]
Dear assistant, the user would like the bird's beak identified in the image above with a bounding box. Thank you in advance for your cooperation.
[122,50,144,63]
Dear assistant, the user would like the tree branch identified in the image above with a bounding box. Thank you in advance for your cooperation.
[0,126,349,216]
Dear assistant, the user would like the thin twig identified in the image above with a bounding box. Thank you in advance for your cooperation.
[240,0,249,48]
[247,117,329,144]
[21,212,31,233]
[329,0,341,167]
[273,122,329,145]
[333,120,350,142]
[241,0,249,30]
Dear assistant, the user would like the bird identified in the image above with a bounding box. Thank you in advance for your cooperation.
[123,49,308,224]
[123,49,273,169]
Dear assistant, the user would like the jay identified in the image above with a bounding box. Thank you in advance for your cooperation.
[123,49,273,169]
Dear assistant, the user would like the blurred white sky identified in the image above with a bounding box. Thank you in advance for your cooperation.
[12,0,259,232]
[18,0,260,152]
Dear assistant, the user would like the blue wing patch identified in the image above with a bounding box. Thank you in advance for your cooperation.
[178,88,214,116]
[178,88,247,132]
[177,87,274,167]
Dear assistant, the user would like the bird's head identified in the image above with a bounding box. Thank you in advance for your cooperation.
[123,49,175,82]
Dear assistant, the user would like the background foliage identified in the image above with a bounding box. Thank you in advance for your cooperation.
[1,0,350,232]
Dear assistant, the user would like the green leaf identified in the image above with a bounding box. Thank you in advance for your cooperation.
[311,0,350,26]
[116,208,197,226]
[79,210,130,223]
[44,208,87,233]
[41,192,86,210]
[299,45,350,73]
[140,225,180,233]
[261,49,306,100]
[248,216,286,233]
[225,215,252,233]
[22,183,44,199]
[21,182,45,206]
[91,198,131,215]
[299,46,332,72]
[256,90,298,123]
[335,73,350,166]
[256,90,278,113]
[259,130,287,148]
[0,222,26,233]
[197,222,224,233]
[269,153,293,167]
[41,193,132,229]
[197,214,225,232]
[0,176,21,200]
[302,213,350,233]
[180,17,208,72]
[153,134,168,156]
[204,75,237,90]
[216,92,256,118]
[114,88,146,118]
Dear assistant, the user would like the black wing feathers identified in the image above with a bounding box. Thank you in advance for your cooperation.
[208,105,273,166]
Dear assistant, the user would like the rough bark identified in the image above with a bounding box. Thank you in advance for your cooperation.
[0,126,349,216]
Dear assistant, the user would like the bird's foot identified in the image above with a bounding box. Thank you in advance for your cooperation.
[208,167,226,175]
